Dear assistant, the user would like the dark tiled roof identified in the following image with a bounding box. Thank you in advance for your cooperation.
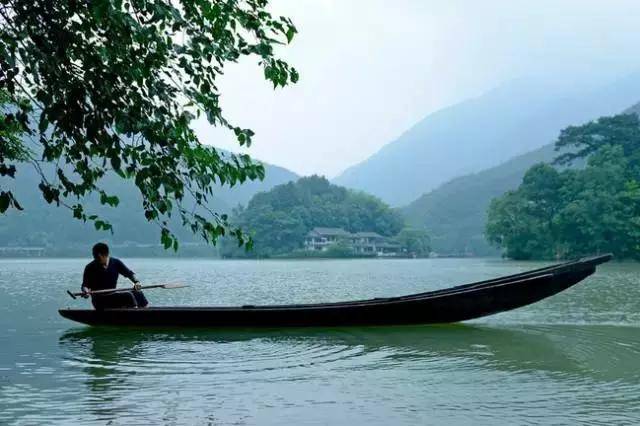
[306,227,352,237]
[306,228,391,240]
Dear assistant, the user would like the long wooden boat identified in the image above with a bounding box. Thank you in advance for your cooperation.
[59,254,612,328]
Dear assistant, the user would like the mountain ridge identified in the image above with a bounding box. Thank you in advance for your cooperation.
[334,72,640,206]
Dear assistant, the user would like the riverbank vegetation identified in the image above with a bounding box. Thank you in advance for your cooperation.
[486,113,640,260]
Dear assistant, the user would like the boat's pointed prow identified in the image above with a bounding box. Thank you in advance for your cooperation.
[581,253,613,266]
[59,309,94,326]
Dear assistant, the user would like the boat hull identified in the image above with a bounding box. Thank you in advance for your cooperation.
[59,255,610,328]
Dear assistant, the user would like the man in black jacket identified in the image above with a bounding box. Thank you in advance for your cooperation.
[81,243,148,309]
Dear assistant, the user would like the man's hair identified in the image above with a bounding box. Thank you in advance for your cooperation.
[92,242,109,259]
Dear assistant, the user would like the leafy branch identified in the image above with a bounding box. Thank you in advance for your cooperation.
[0,0,298,249]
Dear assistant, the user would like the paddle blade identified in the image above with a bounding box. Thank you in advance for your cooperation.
[160,284,189,289]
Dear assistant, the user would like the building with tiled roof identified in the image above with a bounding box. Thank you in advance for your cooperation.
[304,227,401,256]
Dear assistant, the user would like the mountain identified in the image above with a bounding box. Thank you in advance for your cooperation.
[401,144,556,256]
[627,101,640,116]
[334,72,640,206]
[210,161,299,209]
[0,155,298,251]
[400,101,640,256]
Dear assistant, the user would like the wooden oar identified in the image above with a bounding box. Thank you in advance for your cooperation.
[66,283,188,299]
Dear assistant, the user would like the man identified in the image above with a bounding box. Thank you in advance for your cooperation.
[81,243,149,309]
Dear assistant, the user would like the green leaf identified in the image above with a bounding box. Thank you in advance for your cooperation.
[161,228,173,250]
[286,27,296,43]
[290,68,299,84]
[0,192,10,213]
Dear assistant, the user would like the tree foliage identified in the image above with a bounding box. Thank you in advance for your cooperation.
[393,227,431,257]
[221,176,405,257]
[0,89,30,212]
[554,113,640,166]
[0,0,298,249]
[487,113,640,260]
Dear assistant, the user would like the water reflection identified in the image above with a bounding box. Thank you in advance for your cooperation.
[56,324,640,424]
[61,331,139,423]
[60,323,640,387]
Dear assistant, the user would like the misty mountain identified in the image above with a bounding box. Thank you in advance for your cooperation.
[0,156,298,248]
[209,162,299,209]
[627,101,640,116]
[334,72,640,206]
[401,144,557,256]
[400,101,640,256]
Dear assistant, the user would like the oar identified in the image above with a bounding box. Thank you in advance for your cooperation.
[66,283,188,299]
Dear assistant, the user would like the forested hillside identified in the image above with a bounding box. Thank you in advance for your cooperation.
[401,144,557,256]
[487,113,640,260]
[401,101,640,257]
[221,176,405,257]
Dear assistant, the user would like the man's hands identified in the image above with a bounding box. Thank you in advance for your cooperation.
[133,282,142,292]
[81,287,91,298]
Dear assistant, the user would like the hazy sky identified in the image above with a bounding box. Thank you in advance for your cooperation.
[193,0,640,177]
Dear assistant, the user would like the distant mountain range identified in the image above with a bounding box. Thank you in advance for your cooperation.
[400,101,640,256]
[334,72,640,206]
[0,154,298,250]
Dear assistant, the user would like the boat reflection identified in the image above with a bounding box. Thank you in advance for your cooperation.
[60,323,640,385]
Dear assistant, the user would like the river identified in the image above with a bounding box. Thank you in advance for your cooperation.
[1,258,639,425]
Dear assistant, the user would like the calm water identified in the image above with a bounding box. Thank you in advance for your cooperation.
[1,258,639,425]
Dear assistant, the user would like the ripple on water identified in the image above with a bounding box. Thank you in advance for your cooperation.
[60,330,388,385]
[2,258,640,425]
[57,323,640,383]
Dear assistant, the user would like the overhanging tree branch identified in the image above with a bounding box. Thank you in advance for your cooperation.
[0,0,298,250]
